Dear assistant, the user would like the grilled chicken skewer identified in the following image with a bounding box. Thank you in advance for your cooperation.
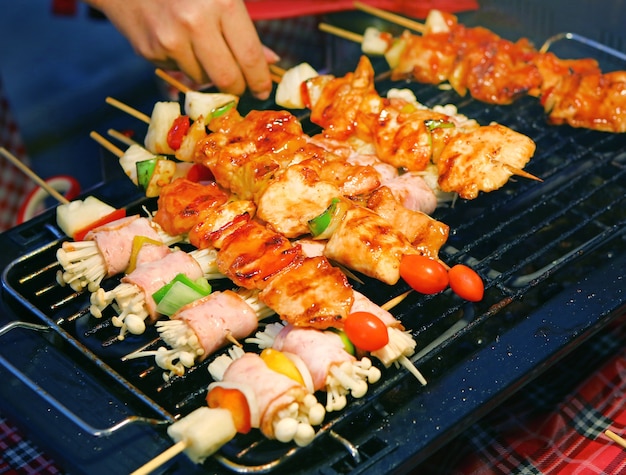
[326,7,626,132]
[295,55,539,200]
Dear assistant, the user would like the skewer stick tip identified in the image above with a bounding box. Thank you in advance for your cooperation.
[130,439,189,475]
[0,146,70,205]
[90,131,124,158]
[319,22,364,44]
[105,96,151,124]
[155,68,191,94]
[505,164,543,182]
[605,429,626,450]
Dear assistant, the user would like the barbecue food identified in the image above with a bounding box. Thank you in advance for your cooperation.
[208,347,325,444]
[89,247,219,338]
[248,321,381,412]
[162,346,325,466]
[126,288,274,378]
[303,55,537,199]
[55,195,123,240]
[437,123,538,199]
[363,9,626,132]
[56,214,181,292]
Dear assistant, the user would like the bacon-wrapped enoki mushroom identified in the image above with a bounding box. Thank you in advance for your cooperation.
[247,321,381,412]
[208,347,326,446]
[56,214,181,292]
[140,347,324,469]
[89,247,221,338]
[125,288,274,379]
[348,291,423,383]
[138,349,324,468]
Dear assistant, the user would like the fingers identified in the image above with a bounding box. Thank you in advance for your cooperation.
[219,0,274,99]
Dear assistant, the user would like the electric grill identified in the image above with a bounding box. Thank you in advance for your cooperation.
[2,3,626,474]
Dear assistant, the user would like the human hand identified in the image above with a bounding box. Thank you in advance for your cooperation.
[85,0,277,99]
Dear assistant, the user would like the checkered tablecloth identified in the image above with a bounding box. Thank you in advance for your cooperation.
[0,416,63,475]
[419,314,626,474]
[0,76,35,232]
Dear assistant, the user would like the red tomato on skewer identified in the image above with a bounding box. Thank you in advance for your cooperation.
[449,264,484,301]
[399,255,449,294]
[344,311,389,352]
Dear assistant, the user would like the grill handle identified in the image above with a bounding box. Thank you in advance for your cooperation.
[0,320,170,437]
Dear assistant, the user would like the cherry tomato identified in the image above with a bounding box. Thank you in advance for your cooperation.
[343,312,389,352]
[399,255,449,294]
[448,264,484,302]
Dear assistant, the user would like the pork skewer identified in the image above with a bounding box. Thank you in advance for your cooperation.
[124,288,274,378]
[208,346,326,444]
[249,287,426,391]
[56,214,182,292]
[89,246,221,338]
[130,346,326,475]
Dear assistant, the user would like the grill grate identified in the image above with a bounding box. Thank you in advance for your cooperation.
[3,54,626,474]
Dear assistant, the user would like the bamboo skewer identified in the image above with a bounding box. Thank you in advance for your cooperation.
[105,96,151,124]
[107,128,139,147]
[130,440,188,475]
[353,1,425,33]
[89,131,124,158]
[505,164,543,182]
[0,146,70,205]
[605,429,626,450]
[155,68,191,94]
[269,64,287,78]
[319,22,364,44]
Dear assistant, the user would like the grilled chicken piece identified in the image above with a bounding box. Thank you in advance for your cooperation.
[308,56,380,142]
[392,30,458,85]
[324,205,419,285]
[530,52,600,98]
[198,109,312,200]
[392,19,541,105]
[217,219,302,290]
[436,124,536,199]
[256,163,342,238]
[371,101,458,171]
[188,200,256,249]
[365,186,449,256]
[259,256,354,329]
[541,70,626,133]
[315,159,381,197]
[153,178,229,236]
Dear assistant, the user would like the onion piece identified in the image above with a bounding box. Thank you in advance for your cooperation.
[282,351,315,393]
